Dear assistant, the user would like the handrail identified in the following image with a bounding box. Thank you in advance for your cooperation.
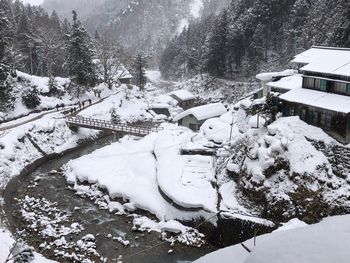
[66,116,164,136]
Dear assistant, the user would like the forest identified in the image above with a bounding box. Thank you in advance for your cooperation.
[160,0,350,80]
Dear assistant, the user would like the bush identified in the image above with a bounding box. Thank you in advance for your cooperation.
[22,86,41,109]
[110,107,121,124]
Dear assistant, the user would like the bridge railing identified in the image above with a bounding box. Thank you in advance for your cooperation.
[66,116,164,135]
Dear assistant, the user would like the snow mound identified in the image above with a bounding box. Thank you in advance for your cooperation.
[196,215,350,263]
[155,130,218,212]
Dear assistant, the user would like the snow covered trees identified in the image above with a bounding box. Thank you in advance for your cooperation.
[22,86,41,109]
[160,0,350,80]
[0,64,14,112]
[95,36,122,89]
[66,11,96,90]
[130,53,148,91]
[110,107,121,124]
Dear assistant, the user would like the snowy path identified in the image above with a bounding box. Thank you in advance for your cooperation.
[0,110,57,131]
[0,92,117,132]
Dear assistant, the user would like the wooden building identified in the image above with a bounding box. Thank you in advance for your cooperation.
[170,90,196,110]
[279,46,350,144]
[174,103,227,131]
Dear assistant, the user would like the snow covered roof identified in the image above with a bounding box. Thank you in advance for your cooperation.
[266,74,302,91]
[174,103,227,122]
[292,46,350,77]
[170,90,196,102]
[149,103,170,109]
[256,70,296,82]
[117,66,133,79]
[280,88,350,113]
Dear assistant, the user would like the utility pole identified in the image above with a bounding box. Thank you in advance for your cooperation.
[229,109,235,143]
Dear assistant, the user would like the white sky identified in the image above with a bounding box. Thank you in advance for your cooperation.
[21,0,44,6]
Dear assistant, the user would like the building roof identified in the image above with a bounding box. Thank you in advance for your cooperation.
[170,90,196,102]
[117,66,133,79]
[267,74,302,91]
[256,69,296,82]
[292,46,350,77]
[280,88,350,114]
[174,103,227,122]
[149,103,170,109]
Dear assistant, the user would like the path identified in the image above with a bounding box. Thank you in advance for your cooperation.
[0,92,117,132]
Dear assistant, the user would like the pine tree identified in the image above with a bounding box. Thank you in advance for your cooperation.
[130,52,148,91]
[22,85,41,109]
[0,0,15,63]
[16,10,32,73]
[0,63,14,112]
[206,10,229,77]
[66,10,96,91]
[110,107,121,124]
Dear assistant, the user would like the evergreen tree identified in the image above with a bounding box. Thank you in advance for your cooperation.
[130,52,148,91]
[110,107,121,124]
[22,85,41,109]
[66,10,96,90]
[0,63,14,112]
[16,10,32,73]
[206,10,229,77]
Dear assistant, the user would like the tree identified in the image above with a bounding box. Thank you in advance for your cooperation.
[95,36,122,89]
[16,10,32,73]
[22,86,41,109]
[66,10,96,91]
[130,52,148,91]
[110,107,121,124]
[0,63,15,112]
[0,0,15,64]
[31,26,64,78]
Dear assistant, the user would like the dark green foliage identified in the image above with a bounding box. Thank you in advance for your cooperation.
[160,0,350,79]
[110,107,121,124]
[22,86,41,109]
[130,52,148,91]
[0,63,15,112]
[66,11,96,88]
[0,0,71,77]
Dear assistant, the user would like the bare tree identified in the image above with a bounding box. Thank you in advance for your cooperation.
[30,28,62,78]
[95,36,123,89]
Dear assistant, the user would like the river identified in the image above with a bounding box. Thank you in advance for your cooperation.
[4,135,215,262]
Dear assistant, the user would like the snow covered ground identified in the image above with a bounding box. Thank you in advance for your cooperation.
[0,71,117,122]
[63,126,215,222]
[0,229,57,263]
[195,215,350,263]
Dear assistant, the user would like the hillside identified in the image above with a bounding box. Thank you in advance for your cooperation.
[160,0,350,80]
[41,0,231,63]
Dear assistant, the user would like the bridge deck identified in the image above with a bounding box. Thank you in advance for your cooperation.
[66,116,163,136]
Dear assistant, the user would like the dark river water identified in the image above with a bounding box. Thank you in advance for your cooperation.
[4,135,215,263]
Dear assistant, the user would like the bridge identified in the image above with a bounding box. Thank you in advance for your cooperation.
[66,116,163,136]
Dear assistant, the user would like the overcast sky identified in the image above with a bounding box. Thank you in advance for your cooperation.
[21,0,44,6]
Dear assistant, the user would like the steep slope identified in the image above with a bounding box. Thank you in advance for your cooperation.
[41,0,231,63]
[160,0,350,80]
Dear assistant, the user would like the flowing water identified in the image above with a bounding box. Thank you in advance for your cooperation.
[4,135,214,263]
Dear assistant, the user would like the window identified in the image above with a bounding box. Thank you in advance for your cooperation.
[303,77,315,89]
[347,83,350,95]
[320,80,327,91]
[334,82,347,94]
[290,106,295,116]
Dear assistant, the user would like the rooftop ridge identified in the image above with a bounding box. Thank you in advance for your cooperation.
[312,45,350,51]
